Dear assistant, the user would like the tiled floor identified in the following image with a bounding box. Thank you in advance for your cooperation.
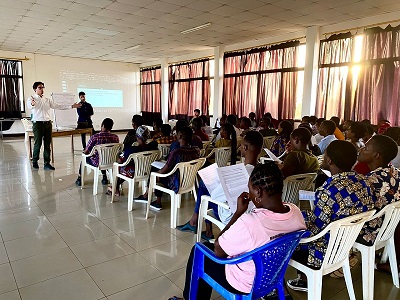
[0,135,398,300]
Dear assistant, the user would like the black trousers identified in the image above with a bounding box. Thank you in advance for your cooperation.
[32,121,52,164]
[183,242,245,299]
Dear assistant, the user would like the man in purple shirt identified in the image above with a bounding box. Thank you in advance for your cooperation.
[75,118,119,186]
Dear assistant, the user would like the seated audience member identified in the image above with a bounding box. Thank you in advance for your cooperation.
[139,127,200,210]
[362,124,375,144]
[189,108,200,125]
[170,120,203,153]
[342,120,353,136]
[206,123,237,166]
[264,112,279,129]
[346,121,366,150]
[383,127,400,168]
[301,115,310,124]
[214,114,227,141]
[377,119,391,134]
[270,120,293,157]
[75,118,120,186]
[151,118,163,140]
[278,128,319,178]
[123,114,144,147]
[287,140,374,292]
[298,123,319,151]
[330,116,345,140]
[200,115,213,135]
[258,117,277,137]
[227,114,242,137]
[192,117,209,141]
[353,124,378,175]
[239,117,252,137]
[177,131,263,240]
[356,135,400,245]
[317,120,337,154]
[313,117,325,144]
[248,112,257,128]
[170,162,306,300]
[107,126,158,196]
[309,116,318,135]
[156,124,175,144]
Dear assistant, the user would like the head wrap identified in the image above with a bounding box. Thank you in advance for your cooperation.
[136,125,150,141]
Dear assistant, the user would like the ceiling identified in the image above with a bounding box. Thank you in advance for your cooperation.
[1,0,399,64]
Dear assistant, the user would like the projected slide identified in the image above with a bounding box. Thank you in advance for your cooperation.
[77,88,123,107]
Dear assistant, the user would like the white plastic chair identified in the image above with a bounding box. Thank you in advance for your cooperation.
[81,143,123,195]
[353,201,400,300]
[262,136,276,149]
[146,158,206,228]
[111,150,161,211]
[21,118,33,158]
[206,147,231,167]
[282,173,317,206]
[197,195,229,242]
[289,210,376,300]
[158,143,171,160]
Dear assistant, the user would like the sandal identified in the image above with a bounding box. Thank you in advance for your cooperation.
[106,186,121,197]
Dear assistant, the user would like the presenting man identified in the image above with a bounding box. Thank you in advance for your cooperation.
[76,91,94,148]
[28,82,81,170]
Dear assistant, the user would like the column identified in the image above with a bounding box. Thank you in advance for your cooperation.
[160,58,169,123]
[211,46,224,126]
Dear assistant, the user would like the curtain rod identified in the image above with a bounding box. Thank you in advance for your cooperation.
[225,36,306,55]
[168,55,213,66]
[140,64,161,71]
[0,56,29,61]
[324,19,400,37]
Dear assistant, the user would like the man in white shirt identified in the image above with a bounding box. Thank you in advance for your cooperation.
[28,81,81,170]
[317,120,337,154]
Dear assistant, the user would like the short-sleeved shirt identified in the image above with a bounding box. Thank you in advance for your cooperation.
[156,135,176,145]
[85,131,120,166]
[301,172,374,268]
[164,145,200,192]
[318,134,337,154]
[334,127,345,140]
[194,129,210,141]
[215,138,232,148]
[218,204,306,293]
[282,150,319,177]
[359,166,400,244]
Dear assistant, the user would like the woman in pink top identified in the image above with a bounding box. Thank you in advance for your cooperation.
[168,162,306,300]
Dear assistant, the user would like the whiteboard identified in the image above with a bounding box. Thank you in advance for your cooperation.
[51,92,78,129]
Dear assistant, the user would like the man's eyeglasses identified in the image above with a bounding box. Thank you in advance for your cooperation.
[37,86,45,89]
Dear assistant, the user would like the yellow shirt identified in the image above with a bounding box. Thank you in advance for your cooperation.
[334,127,345,140]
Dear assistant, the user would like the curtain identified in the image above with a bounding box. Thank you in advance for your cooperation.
[168,59,210,120]
[0,59,23,120]
[353,26,400,126]
[222,41,301,120]
[140,67,161,125]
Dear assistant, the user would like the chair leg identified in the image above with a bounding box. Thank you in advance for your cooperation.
[141,180,147,195]
[111,173,117,203]
[81,164,86,189]
[197,197,208,243]
[128,180,135,211]
[171,194,176,229]
[93,169,99,195]
[387,239,400,288]
[307,272,322,300]
[343,260,357,300]
[146,178,154,219]
[360,246,375,300]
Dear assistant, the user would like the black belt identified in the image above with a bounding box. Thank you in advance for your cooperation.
[33,121,51,123]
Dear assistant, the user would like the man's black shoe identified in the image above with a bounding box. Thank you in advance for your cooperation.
[101,177,108,185]
[44,163,55,170]
[75,177,82,186]
[32,162,39,169]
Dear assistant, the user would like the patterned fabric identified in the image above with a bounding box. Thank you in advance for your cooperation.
[359,166,400,244]
[156,135,176,144]
[85,131,120,166]
[270,135,289,157]
[135,126,151,140]
[164,145,200,193]
[119,141,158,178]
[301,172,374,268]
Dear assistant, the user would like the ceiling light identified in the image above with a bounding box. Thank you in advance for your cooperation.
[125,44,141,51]
[181,23,211,35]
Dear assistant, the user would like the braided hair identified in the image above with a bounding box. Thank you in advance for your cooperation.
[249,162,284,196]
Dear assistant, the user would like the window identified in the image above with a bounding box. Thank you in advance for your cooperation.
[0,59,24,118]
[140,66,161,125]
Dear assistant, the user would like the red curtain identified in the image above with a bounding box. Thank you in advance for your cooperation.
[0,59,23,120]
[168,59,210,120]
[141,67,161,125]
[222,41,301,120]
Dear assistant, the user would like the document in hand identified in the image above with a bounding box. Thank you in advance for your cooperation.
[197,163,226,203]
[264,148,283,164]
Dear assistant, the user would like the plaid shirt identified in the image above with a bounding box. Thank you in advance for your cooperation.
[301,172,374,268]
[85,131,120,166]
[156,135,176,145]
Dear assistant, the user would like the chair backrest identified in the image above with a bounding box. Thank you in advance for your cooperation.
[21,118,33,131]
[199,149,206,157]
[95,143,123,170]
[158,144,171,160]
[132,150,161,180]
[262,136,275,149]
[282,173,317,205]
[372,201,400,246]
[213,147,231,167]
[202,141,211,150]
[177,158,206,194]
[322,210,376,272]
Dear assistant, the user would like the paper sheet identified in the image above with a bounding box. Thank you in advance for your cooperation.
[198,163,226,203]
[151,161,166,169]
[217,163,250,214]
[264,148,283,164]
[299,190,315,200]
[321,169,332,177]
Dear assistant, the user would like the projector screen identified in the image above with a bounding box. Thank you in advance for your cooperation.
[77,88,123,108]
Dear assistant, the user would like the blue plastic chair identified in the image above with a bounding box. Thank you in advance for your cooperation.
[189,230,310,300]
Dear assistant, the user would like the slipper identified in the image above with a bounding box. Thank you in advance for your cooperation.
[201,231,214,242]
[176,221,197,233]
[106,186,121,197]
[135,194,148,203]
[168,297,183,300]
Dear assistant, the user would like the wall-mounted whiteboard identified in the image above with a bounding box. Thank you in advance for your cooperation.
[52,92,77,129]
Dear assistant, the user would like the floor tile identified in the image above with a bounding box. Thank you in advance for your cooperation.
[0,207,45,227]
[5,231,67,261]
[37,200,86,216]
[11,247,83,288]
[107,276,181,300]
[47,210,98,230]
[102,214,153,234]
[0,263,17,294]
[165,267,186,290]
[19,270,104,300]
[138,240,192,274]
[57,221,115,246]
[86,253,162,296]
[0,217,55,242]
[0,243,9,265]
[0,290,21,300]
[70,235,135,267]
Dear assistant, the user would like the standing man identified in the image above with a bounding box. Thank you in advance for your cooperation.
[28,82,81,170]
[76,91,94,148]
